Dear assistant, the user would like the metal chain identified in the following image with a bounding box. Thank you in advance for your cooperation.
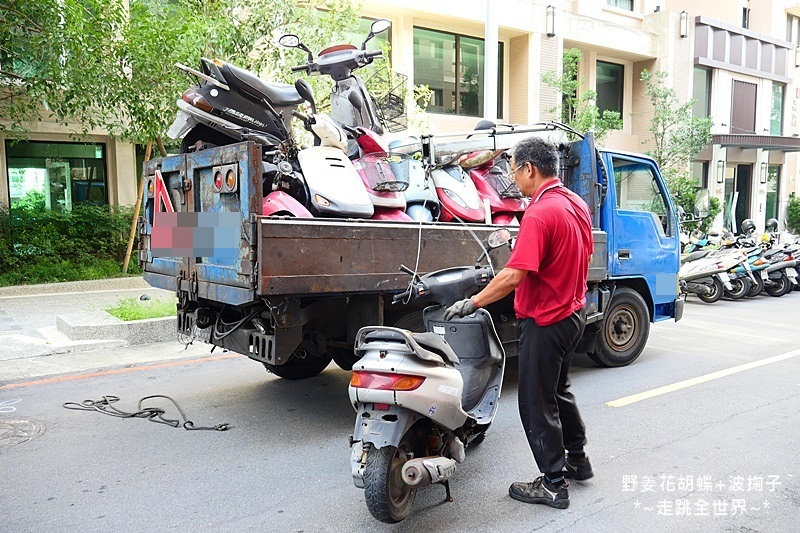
[63,395,230,431]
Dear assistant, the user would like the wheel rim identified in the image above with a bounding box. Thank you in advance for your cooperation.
[728,279,746,298]
[605,304,637,351]
[706,281,720,298]
[388,446,414,509]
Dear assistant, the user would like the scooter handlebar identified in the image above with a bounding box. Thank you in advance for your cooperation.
[291,64,310,72]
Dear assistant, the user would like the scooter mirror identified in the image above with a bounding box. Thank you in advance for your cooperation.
[694,188,710,218]
[370,19,391,35]
[486,228,512,249]
[294,79,317,114]
[278,34,300,48]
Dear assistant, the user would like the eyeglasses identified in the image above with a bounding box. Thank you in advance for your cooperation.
[510,161,529,175]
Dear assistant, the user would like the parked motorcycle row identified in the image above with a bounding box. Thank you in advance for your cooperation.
[679,218,800,303]
[167,19,528,227]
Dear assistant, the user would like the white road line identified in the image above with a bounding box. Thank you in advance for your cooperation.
[606,348,800,407]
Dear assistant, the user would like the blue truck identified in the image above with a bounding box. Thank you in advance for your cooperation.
[138,124,682,379]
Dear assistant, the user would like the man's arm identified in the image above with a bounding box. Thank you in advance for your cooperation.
[472,267,527,308]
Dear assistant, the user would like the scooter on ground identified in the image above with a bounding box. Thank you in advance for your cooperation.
[679,249,743,303]
[348,229,510,523]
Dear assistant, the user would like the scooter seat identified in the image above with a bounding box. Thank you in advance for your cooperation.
[681,250,710,264]
[220,62,304,107]
[409,332,460,365]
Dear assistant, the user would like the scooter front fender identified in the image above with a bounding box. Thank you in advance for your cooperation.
[262,191,313,218]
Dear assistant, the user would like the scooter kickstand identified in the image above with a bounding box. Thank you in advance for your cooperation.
[442,480,453,503]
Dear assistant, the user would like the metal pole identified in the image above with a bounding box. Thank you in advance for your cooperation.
[484,0,498,120]
[122,140,153,274]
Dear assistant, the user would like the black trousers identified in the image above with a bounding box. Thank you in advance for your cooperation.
[517,310,587,475]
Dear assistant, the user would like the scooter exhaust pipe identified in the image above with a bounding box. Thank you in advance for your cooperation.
[401,457,458,487]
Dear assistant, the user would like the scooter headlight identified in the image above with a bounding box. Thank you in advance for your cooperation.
[442,188,468,208]
[350,371,425,391]
[314,194,331,207]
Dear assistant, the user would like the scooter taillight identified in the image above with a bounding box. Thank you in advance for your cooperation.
[182,88,212,112]
[350,371,425,391]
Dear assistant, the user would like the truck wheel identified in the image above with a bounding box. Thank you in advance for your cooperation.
[263,344,332,380]
[724,278,750,300]
[363,438,416,523]
[697,278,723,303]
[389,310,425,332]
[765,273,789,297]
[588,287,649,367]
[330,340,359,371]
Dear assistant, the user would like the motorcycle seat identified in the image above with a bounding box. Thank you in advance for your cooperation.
[681,250,710,264]
[358,327,458,365]
[221,62,304,107]
[410,332,460,365]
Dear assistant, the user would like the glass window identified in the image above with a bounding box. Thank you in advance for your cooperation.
[607,0,633,10]
[691,161,709,189]
[692,67,711,118]
[5,141,107,211]
[765,165,780,223]
[613,158,671,236]
[771,83,784,136]
[596,61,624,117]
[341,17,389,52]
[413,27,503,117]
[742,8,750,29]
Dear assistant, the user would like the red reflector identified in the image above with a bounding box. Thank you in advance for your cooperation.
[350,371,425,391]
[213,171,223,192]
[373,403,390,411]
[182,88,212,112]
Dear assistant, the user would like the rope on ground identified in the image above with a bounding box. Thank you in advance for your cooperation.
[63,395,230,431]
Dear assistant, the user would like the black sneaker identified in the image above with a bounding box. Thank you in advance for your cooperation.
[564,454,594,481]
[508,476,570,509]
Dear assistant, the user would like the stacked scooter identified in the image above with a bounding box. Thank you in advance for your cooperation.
[166,19,528,227]
[679,218,799,303]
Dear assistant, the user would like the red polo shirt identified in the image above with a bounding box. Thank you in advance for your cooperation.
[505,179,593,326]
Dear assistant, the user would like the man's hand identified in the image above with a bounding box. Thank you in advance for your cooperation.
[443,298,478,320]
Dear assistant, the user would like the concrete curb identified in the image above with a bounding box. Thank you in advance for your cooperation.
[56,311,177,346]
[0,276,150,297]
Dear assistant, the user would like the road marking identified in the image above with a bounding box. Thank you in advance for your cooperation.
[0,287,170,300]
[606,348,800,407]
[0,353,238,390]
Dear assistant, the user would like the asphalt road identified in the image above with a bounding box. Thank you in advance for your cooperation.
[1,291,799,532]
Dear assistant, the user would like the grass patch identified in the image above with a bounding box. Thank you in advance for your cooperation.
[106,296,177,321]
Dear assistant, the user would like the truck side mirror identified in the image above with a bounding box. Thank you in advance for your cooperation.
[694,188,710,218]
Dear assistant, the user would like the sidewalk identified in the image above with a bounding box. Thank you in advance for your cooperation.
[0,276,178,368]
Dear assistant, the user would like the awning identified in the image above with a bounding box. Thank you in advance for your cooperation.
[711,134,800,152]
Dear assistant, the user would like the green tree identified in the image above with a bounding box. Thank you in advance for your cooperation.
[542,48,622,142]
[0,0,367,144]
[787,194,800,234]
[640,69,714,232]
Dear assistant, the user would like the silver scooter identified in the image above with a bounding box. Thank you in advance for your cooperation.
[348,229,510,523]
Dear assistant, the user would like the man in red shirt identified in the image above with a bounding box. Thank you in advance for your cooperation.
[444,136,594,509]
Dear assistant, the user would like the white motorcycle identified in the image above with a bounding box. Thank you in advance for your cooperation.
[348,229,510,523]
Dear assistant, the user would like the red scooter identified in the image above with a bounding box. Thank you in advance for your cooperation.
[460,149,528,225]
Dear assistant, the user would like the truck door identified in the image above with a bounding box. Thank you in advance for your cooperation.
[605,153,679,318]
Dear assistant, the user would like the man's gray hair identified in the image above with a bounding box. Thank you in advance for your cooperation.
[511,137,559,177]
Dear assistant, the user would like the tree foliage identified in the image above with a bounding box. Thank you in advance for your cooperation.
[787,194,800,234]
[0,0,388,144]
[640,69,714,232]
[542,48,622,142]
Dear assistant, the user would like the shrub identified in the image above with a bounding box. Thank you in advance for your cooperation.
[0,203,139,286]
[787,194,800,234]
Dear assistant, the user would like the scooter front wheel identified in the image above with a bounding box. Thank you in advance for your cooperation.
[364,442,416,523]
[746,275,764,297]
[765,273,790,297]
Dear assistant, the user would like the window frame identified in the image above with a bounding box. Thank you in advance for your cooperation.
[611,155,673,237]
[596,59,625,118]
[770,83,785,136]
[412,26,504,117]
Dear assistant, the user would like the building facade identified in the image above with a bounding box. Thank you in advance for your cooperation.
[4,0,799,233]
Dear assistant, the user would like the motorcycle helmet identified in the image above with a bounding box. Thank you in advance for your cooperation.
[740,218,756,234]
[765,218,779,232]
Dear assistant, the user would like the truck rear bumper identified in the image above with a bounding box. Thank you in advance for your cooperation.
[143,271,254,306]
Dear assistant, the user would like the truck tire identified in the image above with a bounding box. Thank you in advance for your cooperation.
[389,310,425,332]
[330,341,359,371]
[363,439,416,523]
[588,287,649,367]
[264,344,332,379]
[697,278,723,303]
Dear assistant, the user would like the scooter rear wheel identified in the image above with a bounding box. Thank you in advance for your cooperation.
[364,439,416,523]
[765,273,790,297]
[746,275,764,297]
[724,278,750,300]
[697,278,723,303]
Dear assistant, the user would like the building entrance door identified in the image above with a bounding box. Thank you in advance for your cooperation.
[734,164,751,231]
